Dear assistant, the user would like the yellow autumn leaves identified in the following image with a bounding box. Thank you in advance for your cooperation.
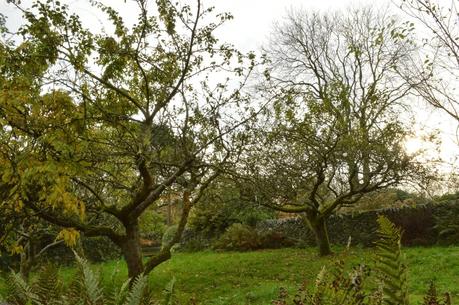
[56,228,80,247]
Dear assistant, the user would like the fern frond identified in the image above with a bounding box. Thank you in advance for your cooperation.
[62,273,80,303]
[106,260,125,304]
[75,252,103,304]
[422,281,453,305]
[7,271,42,305]
[123,274,148,305]
[108,278,130,305]
[32,264,62,303]
[423,281,440,305]
[375,215,409,305]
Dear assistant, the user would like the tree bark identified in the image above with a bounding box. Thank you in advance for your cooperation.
[305,215,333,256]
[119,221,144,279]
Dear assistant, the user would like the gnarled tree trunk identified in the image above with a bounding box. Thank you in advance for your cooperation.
[305,214,332,256]
[119,221,144,279]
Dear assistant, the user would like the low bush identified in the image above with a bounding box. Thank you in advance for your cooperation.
[178,235,210,252]
[4,216,455,305]
[253,201,459,248]
[0,246,17,272]
[82,236,121,262]
[258,230,295,249]
[179,200,459,251]
[189,201,273,237]
[213,223,261,251]
[255,218,315,246]
[178,218,293,252]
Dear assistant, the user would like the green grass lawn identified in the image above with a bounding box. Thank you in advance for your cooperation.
[2,246,459,304]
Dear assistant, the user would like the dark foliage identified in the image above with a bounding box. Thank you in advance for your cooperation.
[213,223,261,251]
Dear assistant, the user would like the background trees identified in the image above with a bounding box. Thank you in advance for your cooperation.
[188,176,274,236]
[0,0,259,279]
[242,7,430,256]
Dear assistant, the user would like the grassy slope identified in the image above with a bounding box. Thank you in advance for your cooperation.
[2,247,459,304]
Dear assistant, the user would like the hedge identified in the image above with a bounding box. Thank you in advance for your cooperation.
[180,200,459,249]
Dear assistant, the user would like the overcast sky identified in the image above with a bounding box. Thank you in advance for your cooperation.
[2,0,385,50]
[209,0,383,52]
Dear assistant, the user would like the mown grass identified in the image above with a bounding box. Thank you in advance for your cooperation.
[1,246,459,304]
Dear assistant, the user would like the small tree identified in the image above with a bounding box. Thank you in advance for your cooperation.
[243,7,430,256]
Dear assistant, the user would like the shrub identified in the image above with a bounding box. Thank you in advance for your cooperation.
[253,203,446,248]
[188,202,235,236]
[255,218,315,247]
[0,246,18,272]
[211,225,295,251]
[213,223,261,251]
[258,230,295,249]
[189,201,273,236]
[180,200,459,250]
[178,235,210,252]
